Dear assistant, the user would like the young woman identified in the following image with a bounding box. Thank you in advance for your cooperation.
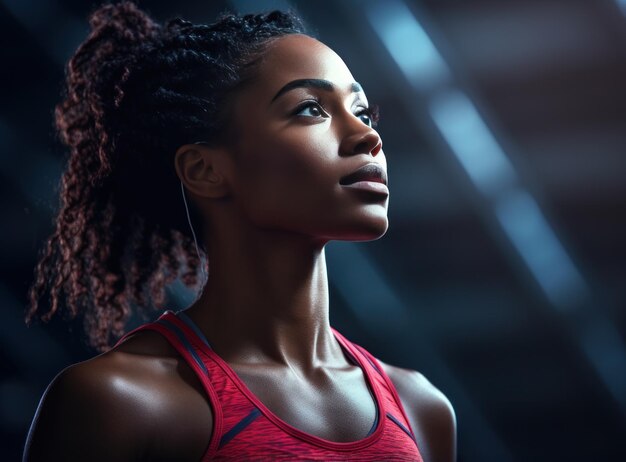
[23,2,456,461]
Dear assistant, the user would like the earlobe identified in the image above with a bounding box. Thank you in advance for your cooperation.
[174,143,232,199]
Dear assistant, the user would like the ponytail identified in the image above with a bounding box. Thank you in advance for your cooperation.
[26,1,306,352]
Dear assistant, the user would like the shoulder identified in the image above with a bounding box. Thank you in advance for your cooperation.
[24,330,213,462]
[379,360,457,462]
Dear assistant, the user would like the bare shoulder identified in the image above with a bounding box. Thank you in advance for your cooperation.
[379,360,457,462]
[24,330,213,462]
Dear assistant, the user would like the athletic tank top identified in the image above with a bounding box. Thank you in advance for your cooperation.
[114,310,423,461]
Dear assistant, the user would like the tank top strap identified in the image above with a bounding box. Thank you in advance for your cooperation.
[112,310,215,380]
[330,328,418,443]
[114,314,422,459]
[112,310,226,459]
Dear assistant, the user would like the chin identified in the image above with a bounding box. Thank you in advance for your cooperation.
[338,216,389,242]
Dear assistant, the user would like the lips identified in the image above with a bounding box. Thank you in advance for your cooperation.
[340,163,388,186]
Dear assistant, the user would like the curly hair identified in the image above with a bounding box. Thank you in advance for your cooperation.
[25,1,307,352]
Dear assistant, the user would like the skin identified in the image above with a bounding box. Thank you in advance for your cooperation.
[24,34,456,461]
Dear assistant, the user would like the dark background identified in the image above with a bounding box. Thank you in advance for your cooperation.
[2,0,626,460]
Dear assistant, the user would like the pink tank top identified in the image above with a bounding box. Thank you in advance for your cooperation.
[114,310,423,461]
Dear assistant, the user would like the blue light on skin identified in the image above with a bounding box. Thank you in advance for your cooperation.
[365,0,450,92]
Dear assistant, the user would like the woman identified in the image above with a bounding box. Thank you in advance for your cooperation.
[23,2,456,461]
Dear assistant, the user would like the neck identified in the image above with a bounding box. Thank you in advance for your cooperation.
[183,224,345,373]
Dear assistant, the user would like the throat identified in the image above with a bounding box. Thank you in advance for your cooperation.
[179,304,346,372]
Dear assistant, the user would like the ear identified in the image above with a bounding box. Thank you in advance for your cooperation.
[174,143,232,199]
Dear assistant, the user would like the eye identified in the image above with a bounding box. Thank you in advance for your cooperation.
[356,111,372,127]
[355,104,380,128]
[294,101,328,119]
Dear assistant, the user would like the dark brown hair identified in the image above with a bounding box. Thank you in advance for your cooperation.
[25,1,306,352]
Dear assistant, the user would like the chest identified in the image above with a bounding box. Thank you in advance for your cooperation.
[147,362,379,461]
[233,364,378,442]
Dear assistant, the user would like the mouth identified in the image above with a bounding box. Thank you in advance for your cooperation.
[339,163,388,186]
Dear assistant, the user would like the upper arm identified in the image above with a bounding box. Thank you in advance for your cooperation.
[23,361,152,462]
[380,362,457,462]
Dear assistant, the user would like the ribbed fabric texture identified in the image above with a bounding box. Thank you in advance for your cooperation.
[114,310,423,461]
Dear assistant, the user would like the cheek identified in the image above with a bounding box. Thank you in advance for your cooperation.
[241,128,336,193]
[233,127,342,223]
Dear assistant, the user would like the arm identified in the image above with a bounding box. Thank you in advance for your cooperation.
[23,360,153,462]
[380,362,457,462]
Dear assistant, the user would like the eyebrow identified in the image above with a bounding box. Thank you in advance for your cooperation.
[270,79,363,103]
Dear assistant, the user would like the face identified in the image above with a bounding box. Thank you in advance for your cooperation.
[226,34,388,243]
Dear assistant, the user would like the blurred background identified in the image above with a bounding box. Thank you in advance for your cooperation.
[1,0,625,460]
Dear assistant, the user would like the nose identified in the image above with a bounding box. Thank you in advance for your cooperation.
[339,124,383,157]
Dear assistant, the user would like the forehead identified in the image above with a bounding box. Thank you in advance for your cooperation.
[247,34,357,101]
